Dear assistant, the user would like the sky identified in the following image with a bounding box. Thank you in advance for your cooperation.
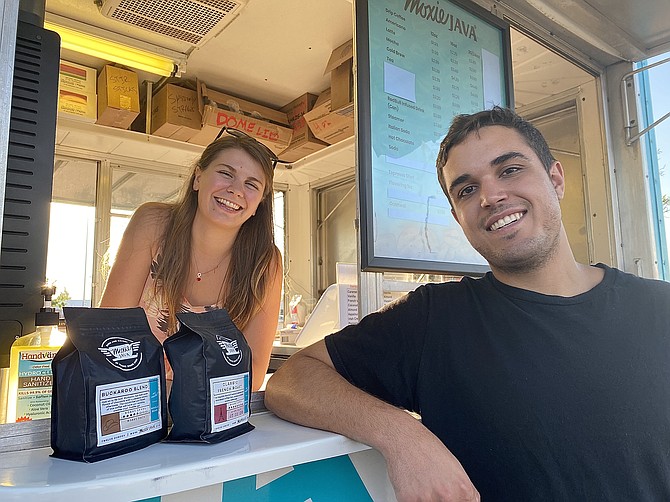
[645,52,670,267]
[647,54,670,190]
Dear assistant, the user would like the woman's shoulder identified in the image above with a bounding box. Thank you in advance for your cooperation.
[271,245,283,265]
[126,203,172,248]
[269,245,284,276]
[133,202,172,223]
[131,202,171,230]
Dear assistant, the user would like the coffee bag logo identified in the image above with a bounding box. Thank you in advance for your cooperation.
[216,335,242,366]
[98,337,143,371]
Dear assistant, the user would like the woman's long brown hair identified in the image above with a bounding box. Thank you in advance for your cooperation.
[153,135,280,335]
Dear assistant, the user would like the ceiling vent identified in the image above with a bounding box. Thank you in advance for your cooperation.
[98,0,248,46]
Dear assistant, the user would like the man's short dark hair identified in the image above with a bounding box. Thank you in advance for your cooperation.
[435,106,556,203]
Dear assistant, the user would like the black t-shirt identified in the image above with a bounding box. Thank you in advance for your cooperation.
[326,264,670,500]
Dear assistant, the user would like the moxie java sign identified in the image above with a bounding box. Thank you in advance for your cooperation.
[401,0,478,41]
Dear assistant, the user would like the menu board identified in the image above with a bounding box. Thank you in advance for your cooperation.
[356,0,512,274]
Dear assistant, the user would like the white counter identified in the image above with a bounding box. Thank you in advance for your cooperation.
[0,412,394,502]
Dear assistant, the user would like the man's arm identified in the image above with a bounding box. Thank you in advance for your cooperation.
[265,339,479,501]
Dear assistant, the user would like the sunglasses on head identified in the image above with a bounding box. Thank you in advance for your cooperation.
[215,126,291,169]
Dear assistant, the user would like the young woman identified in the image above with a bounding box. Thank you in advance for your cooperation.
[100,132,283,391]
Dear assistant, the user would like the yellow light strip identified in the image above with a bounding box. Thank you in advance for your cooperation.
[45,22,176,77]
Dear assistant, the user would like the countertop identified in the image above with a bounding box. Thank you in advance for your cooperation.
[0,411,371,502]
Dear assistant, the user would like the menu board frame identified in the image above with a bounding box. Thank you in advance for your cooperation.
[355,0,513,274]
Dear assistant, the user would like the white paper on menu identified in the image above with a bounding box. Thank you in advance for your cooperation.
[96,375,162,446]
[338,284,359,328]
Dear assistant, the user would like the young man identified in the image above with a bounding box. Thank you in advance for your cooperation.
[265,107,670,501]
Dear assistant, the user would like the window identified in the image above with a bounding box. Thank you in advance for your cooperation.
[46,156,97,308]
[100,165,186,289]
[273,191,286,325]
[637,53,670,280]
[47,156,287,312]
[315,179,357,296]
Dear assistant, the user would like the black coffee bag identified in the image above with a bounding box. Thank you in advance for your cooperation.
[51,307,168,462]
[164,308,254,443]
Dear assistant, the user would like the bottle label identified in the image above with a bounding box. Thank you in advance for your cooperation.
[15,349,58,421]
[95,375,162,446]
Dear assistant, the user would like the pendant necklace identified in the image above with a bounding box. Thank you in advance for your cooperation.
[194,254,226,282]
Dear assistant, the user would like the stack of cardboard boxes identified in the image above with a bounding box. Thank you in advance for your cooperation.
[304,39,355,145]
[279,93,328,162]
[57,60,97,122]
[57,62,143,131]
[188,81,293,155]
[56,41,356,162]
[58,61,143,130]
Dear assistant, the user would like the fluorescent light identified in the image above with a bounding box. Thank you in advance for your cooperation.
[45,22,177,77]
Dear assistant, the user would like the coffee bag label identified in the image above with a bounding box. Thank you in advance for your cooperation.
[210,373,250,433]
[96,375,162,446]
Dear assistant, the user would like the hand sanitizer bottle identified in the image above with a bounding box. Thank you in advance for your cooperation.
[6,285,66,422]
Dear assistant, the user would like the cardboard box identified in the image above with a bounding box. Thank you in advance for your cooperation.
[325,39,354,111]
[279,93,328,162]
[129,80,150,133]
[96,65,140,129]
[57,60,96,122]
[303,88,354,145]
[151,82,201,142]
[188,81,292,155]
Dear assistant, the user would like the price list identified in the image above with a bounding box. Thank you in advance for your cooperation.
[375,3,492,157]
[362,0,508,270]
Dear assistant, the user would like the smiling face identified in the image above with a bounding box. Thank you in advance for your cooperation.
[442,125,567,275]
[192,147,267,231]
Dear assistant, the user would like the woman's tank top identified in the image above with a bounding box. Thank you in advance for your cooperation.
[138,255,220,380]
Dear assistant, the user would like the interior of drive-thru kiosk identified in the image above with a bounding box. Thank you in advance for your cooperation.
[0,0,670,499]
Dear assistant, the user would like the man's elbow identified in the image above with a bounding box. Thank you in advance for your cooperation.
[263,377,280,413]
[264,350,314,412]
[265,341,333,414]
[264,357,297,413]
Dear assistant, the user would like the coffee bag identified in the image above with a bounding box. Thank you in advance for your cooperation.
[164,308,254,443]
[51,307,167,462]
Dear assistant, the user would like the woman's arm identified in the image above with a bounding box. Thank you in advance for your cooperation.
[243,254,283,391]
[99,203,167,308]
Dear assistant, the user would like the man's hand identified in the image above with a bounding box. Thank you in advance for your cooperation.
[382,420,479,502]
